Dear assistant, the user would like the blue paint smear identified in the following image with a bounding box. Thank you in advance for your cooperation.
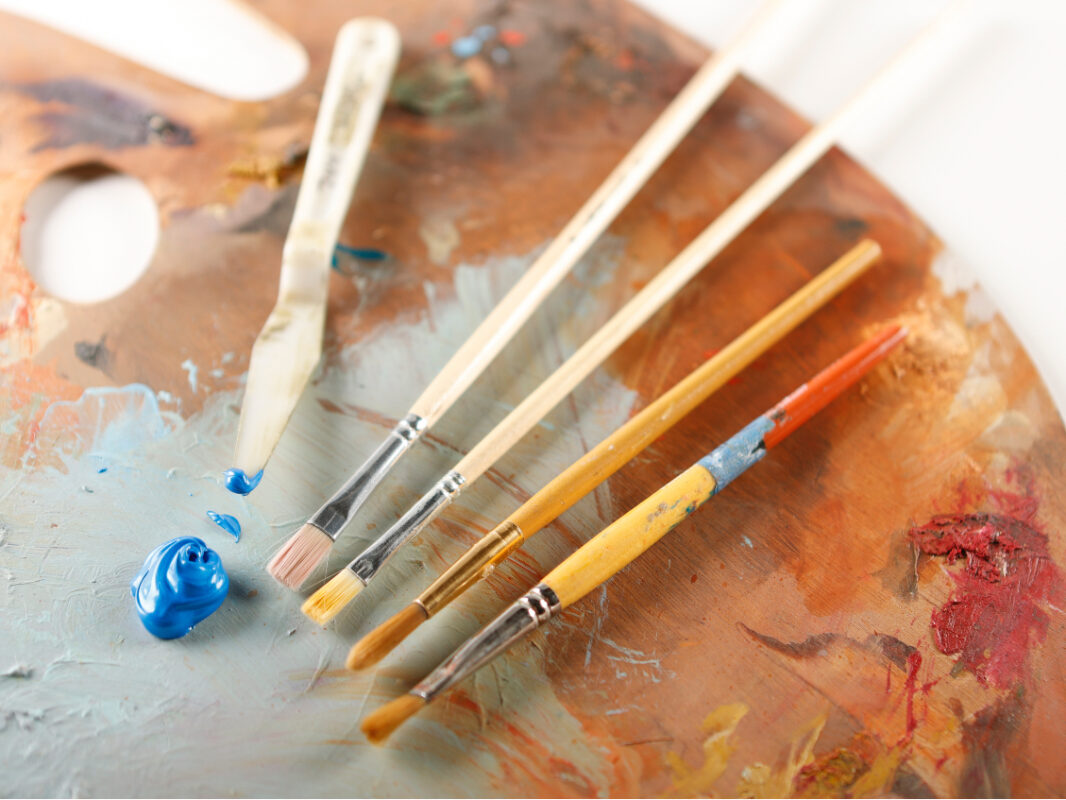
[331,243,389,271]
[96,467,108,473]
[224,468,262,495]
[451,35,482,58]
[698,416,774,494]
[206,511,241,542]
[130,537,228,640]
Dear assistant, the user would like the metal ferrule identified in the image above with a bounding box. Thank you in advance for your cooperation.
[348,470,465,584]
[412,583,561,702]
[309,413,427,539]
[418,520,524,615]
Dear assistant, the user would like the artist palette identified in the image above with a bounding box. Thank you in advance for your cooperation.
[1,0,1063,796]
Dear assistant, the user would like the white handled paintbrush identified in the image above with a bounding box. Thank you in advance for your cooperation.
[301,4,956,626]
[360,324,907,743]
[267,0,788,586]
[225,19,401,495]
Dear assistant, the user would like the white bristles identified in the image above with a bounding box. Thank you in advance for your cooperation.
[267,524,333,590]
[301,569,364,626]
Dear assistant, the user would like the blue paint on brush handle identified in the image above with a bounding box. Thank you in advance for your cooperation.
[131,537,229,639]
[224,468,263,495]
[698,416,773,494]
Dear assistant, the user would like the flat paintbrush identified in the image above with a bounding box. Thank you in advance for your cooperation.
[226,19,400,495]
[346,238,881,669]
[360,323,906,743]
[267,0,788,586]
[302,5,952,625]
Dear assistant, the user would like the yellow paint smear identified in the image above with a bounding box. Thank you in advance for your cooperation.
[665,702,748,797]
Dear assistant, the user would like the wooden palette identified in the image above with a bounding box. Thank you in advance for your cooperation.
[1,0,1063,796]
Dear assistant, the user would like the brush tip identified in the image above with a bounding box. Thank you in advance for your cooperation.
[267,524,333,590]
[301,569,363,626]
[346,603,429,671]
[362,694,426,744]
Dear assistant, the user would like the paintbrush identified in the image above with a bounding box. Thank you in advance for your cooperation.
[360,323,907,743]
[225,19,400,495]
[302,5,953,625]
[267,0,788,585]
[345,238,881,669]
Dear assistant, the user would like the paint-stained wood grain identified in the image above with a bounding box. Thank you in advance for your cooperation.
[1,0,1064,797]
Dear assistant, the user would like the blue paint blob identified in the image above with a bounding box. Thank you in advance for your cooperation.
[131,537,228,639]
[206,510,241,542]
[335,243,388,261]
[331,244,390,272]
[451,35,482,59]
[224,468,262,495]
[490,46,511,65]
[96,467,108,474]
[474,24,497,41]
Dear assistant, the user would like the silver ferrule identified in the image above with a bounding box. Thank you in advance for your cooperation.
[412,583,561,702]
[310,413,427,539]
[348,470,465,583]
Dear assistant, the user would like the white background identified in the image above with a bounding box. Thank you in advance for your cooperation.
[2,0,1064,413]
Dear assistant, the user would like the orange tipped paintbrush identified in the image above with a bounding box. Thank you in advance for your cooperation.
[360,324,906,743]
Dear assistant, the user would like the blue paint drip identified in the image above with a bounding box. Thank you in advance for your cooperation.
[331,244,390,271]
[224,468,262,495]
[206,511,241,542]
[130,537,228,639]
[451,34,482,59]
[698,416,774,494]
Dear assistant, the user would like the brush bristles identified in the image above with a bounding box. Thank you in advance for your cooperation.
[347,603,429,671]
[362,694,426,744]
[267,524,333,589]
[301,569,363,626]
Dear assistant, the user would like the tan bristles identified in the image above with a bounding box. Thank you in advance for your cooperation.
[347,603,429,671]
[301,569,363,626]
[267,524,333,590]
[362,694,426,744]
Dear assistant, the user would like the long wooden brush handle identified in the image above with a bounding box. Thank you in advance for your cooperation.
[416,239,879,615]
[407,0,786,426]
[452,7,952,483]
[512,239,880,534]
[233,19,400,475]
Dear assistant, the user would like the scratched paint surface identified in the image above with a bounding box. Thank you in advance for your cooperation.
[2,0,1065,796]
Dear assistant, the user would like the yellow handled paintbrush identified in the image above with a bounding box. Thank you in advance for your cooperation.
[360,323,906,743]
[345,238,881,670]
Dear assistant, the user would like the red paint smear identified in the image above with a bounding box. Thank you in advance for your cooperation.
[432,30,452,46]
[499,29,526,46]
[910,512,1063,689]
[902,651,922,741]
